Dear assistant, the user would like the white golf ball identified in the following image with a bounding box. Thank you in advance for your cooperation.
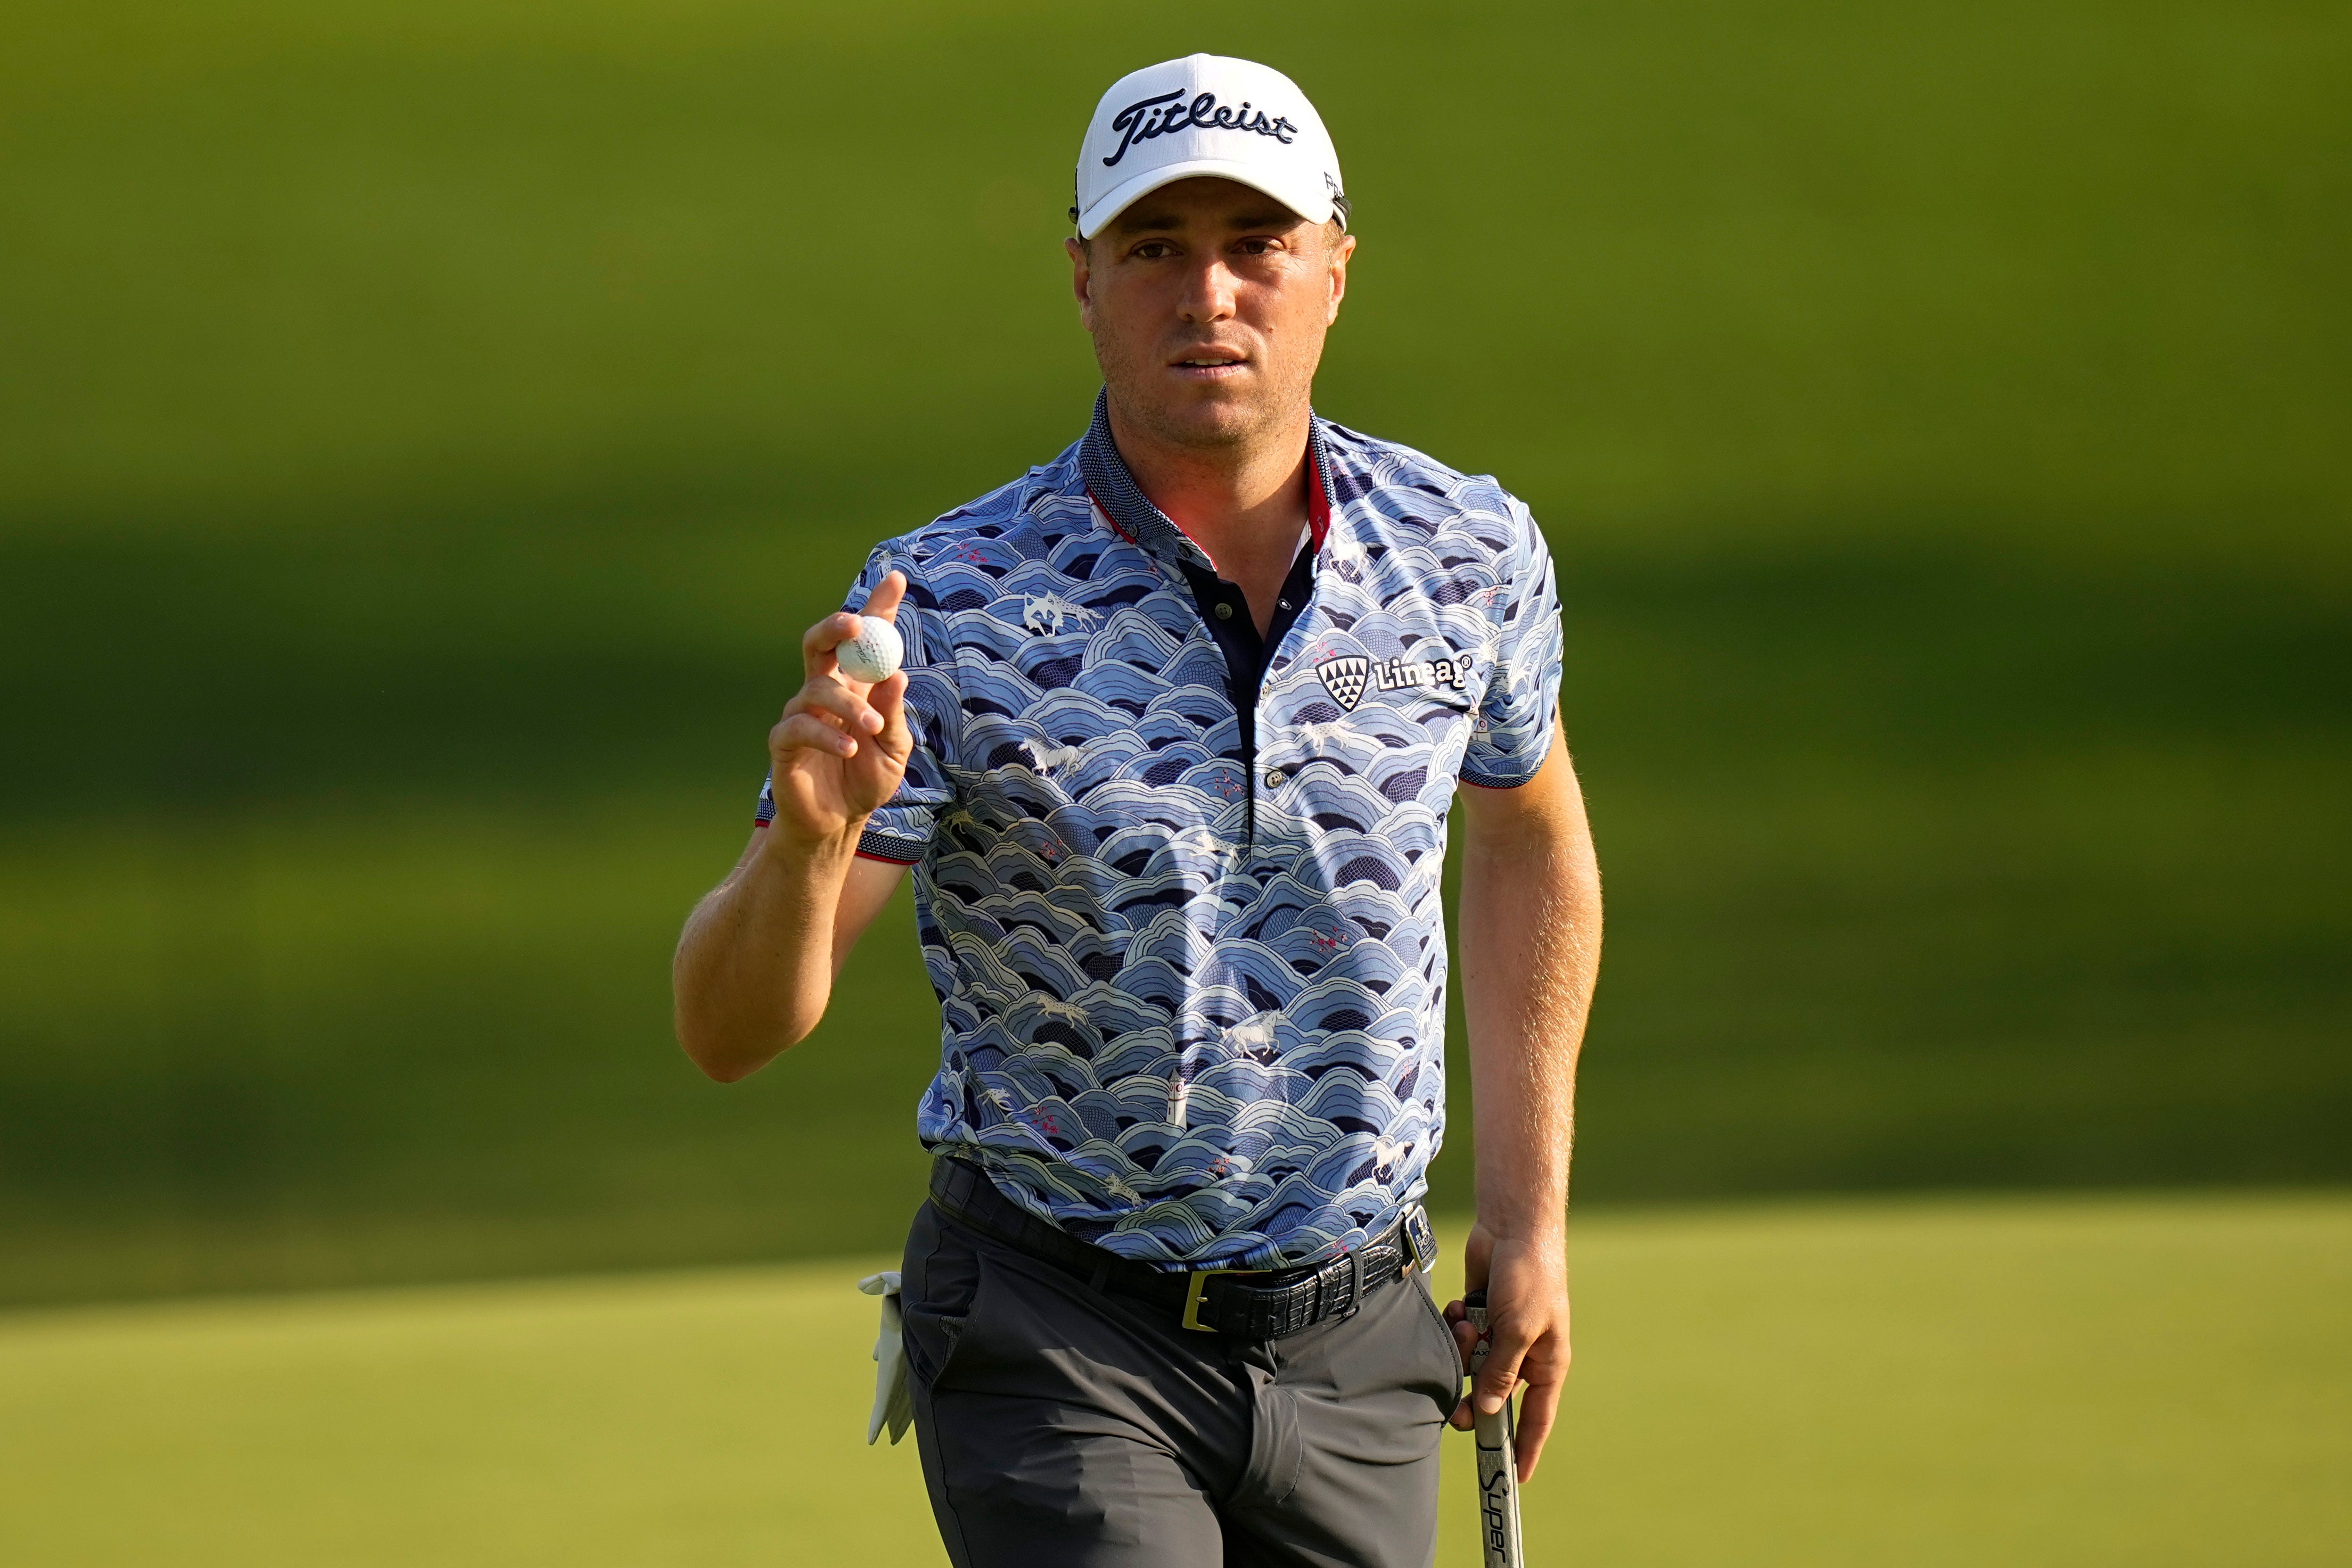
[835,615,903,683]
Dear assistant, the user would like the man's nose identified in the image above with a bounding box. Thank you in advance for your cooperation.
[1177,256,1239,323]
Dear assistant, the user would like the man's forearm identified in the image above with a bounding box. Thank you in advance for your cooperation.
[672,823,863,1081]
[1457,749,1602,1241]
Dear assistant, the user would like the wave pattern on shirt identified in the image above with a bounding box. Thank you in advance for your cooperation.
[809,415,1561,1270]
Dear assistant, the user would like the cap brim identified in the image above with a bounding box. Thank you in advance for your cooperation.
[1076,157,1337,240]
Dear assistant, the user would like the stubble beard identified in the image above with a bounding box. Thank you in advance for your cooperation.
[1098,337,1319,459]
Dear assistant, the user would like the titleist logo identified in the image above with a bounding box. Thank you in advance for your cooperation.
[1103,89,1299,168]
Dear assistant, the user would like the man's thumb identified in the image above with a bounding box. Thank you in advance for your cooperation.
[1475,1343,1524,1415]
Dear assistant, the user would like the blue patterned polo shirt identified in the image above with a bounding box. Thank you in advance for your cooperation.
[756,393,1562,1270]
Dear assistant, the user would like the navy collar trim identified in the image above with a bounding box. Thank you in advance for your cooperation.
[1078,389,1337,571]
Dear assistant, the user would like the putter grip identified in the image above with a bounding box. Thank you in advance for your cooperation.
[1464,1289,1526,1568]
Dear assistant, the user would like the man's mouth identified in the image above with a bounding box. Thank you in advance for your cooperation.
[1171,351,1247,375]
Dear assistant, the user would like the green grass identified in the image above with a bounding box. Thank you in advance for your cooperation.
[3,549,2341,1302]
[6,0,2344,547]
[1,0,2347,1303]
[5,1196,2346,1566]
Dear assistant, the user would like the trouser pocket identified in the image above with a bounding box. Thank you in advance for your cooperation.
[900,1200,984,1387]
[1411,1272,1468,1401]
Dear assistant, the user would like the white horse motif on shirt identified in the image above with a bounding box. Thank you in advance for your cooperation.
[1023,738,1085,775]
[1226,1016,1277,1049]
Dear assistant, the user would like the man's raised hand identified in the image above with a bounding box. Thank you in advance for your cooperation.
[765,571,912,849]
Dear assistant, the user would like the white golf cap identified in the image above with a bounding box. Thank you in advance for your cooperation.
[1073,54,1344,240]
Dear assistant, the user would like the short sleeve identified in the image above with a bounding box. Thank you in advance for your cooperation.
[752,544,955,863]
[1458,498,1562,788]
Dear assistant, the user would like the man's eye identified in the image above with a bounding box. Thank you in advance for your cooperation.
[1133,241,1177,259]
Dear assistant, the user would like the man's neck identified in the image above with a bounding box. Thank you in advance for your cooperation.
[1105,400,1312,629]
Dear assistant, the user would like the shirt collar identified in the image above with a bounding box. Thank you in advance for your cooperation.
[1078,388,1336,574]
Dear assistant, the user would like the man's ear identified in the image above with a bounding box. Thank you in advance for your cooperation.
[1326,230,1356,325]
[1065,235,1093,327]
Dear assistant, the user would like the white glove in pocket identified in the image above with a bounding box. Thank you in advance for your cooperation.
[856,1270,913,1446]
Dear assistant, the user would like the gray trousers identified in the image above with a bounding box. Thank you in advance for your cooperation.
[899,1200,1463,1568]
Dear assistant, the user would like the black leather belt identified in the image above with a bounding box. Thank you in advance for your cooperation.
[929,1157,1438,1341]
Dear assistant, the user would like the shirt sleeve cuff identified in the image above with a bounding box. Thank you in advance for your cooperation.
[1459,731,1556,789]
[855,826,927,864]
[1458,762,1544,789]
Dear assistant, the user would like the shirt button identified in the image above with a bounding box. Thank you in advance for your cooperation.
[1264,769,1286,788]
[1214,601,1235,620]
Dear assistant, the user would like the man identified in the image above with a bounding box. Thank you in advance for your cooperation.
[673,53,1601,1568]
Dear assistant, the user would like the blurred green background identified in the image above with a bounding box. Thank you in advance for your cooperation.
[3,0,2348,1314]
[8,1200,2346,1567]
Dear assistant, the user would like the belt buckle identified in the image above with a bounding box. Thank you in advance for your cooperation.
[1181,1268,1247,1332]
[1403,1208,1439,1274]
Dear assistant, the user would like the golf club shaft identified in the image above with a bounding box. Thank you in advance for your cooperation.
[1465,1289,1525,1568]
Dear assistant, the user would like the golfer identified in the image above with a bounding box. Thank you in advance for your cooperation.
[674,54,1602,1568]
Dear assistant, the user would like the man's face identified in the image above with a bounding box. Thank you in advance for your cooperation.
[1067,177,1354,451]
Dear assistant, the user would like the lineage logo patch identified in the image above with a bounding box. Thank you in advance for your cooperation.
[1314,650,1477,712]
[1316,655,1371,711]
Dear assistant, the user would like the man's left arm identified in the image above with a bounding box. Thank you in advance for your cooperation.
[1448,724,1602,1480]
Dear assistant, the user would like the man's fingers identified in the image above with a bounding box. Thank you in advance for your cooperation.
[770,711,859,760]
[1513,1376,1563,1482]
[866,670,911,750]
[1474,1326,1532,1416]
[801,612,861,674]
[858,570,908,622]
[789,680,883,736]
[800,571,907,688]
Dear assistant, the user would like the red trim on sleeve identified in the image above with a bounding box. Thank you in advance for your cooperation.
[759,823,912,863]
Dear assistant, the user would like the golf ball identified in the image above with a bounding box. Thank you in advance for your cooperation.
[835,615,903,683]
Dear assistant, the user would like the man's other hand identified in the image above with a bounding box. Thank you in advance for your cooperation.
[1446,1220,1572,1481]
[767,571,913,848]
